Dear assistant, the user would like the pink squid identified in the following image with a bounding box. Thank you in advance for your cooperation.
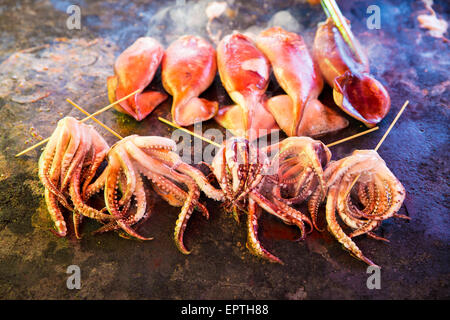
[107,37,168,121]
[162,35,218,126]
[313,17,390,126]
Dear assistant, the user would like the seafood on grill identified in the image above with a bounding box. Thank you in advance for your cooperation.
[107,37,168,121]
[214,32,279,140]
[323,150,409,266]
[38,117,112,238]
[87,135,224,253]
[255,27,348,137]
[313,17,391,126]
[209,137,313,264]
[162,35,219,126]
[264,136,331,231]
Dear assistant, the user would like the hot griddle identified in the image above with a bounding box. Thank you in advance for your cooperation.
[0,0,448,299]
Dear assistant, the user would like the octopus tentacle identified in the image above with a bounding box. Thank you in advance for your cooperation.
[150,175,209,219]
[146,146,225,202]
[73,210,83,239]
[173,174,200,254]
[81,127,109,197]
[250,191,309,239]
[115,148,137,207]
[272,196,313,237]
[70,165,114,221]
[48,120,70,183]
[92,221,119,235]
[150,175,186,207]
[59,118,82,187]
[349,220,381,239]
[367,231,390,243]
[97,174,148,236]
[131,135,177,151]
[174,162,225,202]
[326,186,377,266]
[44,188,67,237]
[39,143,73,211]
[123,174,147,225]
[246,198,283,264]
[61,126,90,191]
[84,168,108,199]
[104,154,152,241]
[308,187,325,231]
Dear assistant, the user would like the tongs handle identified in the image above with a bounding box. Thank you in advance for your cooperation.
[320,0,364,62]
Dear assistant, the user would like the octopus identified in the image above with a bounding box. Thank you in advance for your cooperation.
[255,27,348,137]
[323,150,409,266]
[264,136,331,231]
[107,37,168,121]
[313,17,391,127]
[87,135,224,253]
[162,35,218,126]
[214,32,280,140]
[209,137,313,264]
[38,117,112,238]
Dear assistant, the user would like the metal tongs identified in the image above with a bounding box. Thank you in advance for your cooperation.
[320,0,365,63]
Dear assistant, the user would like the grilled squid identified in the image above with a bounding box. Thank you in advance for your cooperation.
[255,27,348,137]
[313,17,390,127]
[107,37,168,121]
[162,35,218,126]
[214,32,279,140]
[324,150,409,266]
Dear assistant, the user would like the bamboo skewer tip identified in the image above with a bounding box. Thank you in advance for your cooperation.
[66,98,124,140]
[15,89,141,157]
[374,100,409,152]
[157,117,222,148]
[346,100,409,193]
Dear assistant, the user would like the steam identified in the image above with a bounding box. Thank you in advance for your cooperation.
[145,0,305,47]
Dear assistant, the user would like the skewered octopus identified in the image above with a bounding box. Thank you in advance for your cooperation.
[264,137,331,232]
[313,17,390,126]
[324,150,409,266]
[37,118,409,266]
[209,137,313,264]
[162,35,218,126]
[38,117,113,237]
[107,37,168,121]
[86,135,224,253]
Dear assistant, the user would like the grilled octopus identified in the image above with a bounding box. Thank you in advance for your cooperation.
[86,135,224,253]
[38,117,112,238]
[324,150,409,266]
[264,136,331,231]
[209,137,313,263]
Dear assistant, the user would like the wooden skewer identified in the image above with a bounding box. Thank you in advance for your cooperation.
[158,117,379,149]
[325,126,379,147]
[157,117,222,148]
[15,88,140,157]
[15,136,51,158]
[346,100,410,193]
[66,98,124,140]
[77,88,141,123]
[374,100,409,152]
[320,0,364,63]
